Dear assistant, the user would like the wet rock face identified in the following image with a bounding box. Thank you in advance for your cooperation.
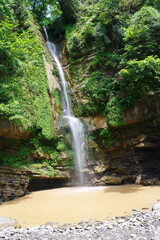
[87,96,160,186]
[0,166,71,203]
[28,176,70,192]
[122,95,160,125]
[0,119,31,140]
[0,168,29,203]
[89,122,160,186]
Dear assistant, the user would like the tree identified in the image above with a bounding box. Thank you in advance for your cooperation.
[119,6,160,107]
[145,0,160,10]
[29,0,77,24]
[123,6,160,60]
[29,0,62,24]
[0,0,14,22]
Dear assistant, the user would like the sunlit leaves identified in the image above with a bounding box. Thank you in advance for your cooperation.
[123,6,160,60]
[29,0,62,24]
[0,17,52,138]
[120,56,160,107]
[0,0,14,21]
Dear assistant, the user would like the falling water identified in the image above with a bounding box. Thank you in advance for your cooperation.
[43,27,87,185]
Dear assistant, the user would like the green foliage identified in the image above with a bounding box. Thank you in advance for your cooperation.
[118,6,160,108]
[104,97,123,127]
[73,69,121,123]
[0,133,72,176]
[0,0,31,29]
[88,135,100,153]
[123,6,160,60]
[52,68,59,77]
[1,146,32,168]
[145,0,160,10]
[99,127,113,147]
[0,0,14,21]
[29,0,62,25]
[1,0,160,160]
[65,0,129,126]
[0,0,75,175]
[74,101,99,117]
[120,56,160,107]
[65,24,74,42]
[51,88,61,109]
[66,0,145,54]
[66,15,97,53]
[66,1,160,131]
[74,71,114,116]
[0,17,52,138]
[11,0,29,29]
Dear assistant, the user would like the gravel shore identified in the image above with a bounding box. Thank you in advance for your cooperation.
[0,208,160,240]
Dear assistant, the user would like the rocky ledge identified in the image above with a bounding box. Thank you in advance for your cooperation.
[0,167,29,203]
[0,166,70,203]
[86,96,160,186]
[1,204,160,240]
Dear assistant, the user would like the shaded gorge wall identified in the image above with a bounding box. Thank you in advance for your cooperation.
[83,96,160,186]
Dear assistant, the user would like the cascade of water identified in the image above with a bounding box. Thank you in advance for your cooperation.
[43,27,87,185]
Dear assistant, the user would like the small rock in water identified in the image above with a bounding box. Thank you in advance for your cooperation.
[132,209,138,212]
[0,216,19,229]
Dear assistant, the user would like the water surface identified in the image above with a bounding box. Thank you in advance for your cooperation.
[0,185,160,227]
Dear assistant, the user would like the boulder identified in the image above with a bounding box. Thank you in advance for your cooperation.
[100,176,122,185]
[94,165,108,174]
[0,216,19,228]
[141,178,160,186]
[135,174,142,185]
[82,115,107,131]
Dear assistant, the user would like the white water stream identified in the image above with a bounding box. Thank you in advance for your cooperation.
[43,27,87,185]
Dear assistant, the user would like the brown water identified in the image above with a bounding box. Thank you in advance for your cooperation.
[0,185,160,228]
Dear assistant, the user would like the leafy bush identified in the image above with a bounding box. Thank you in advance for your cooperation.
[0,17,52,138]
[51,88,61,109]
[68,2,160,129]
[99,127,113,147]
[0,133,73,173]
[120,56,160,107]
[123,6,160,60]
[145,0,160,10]
[0,0,14,21]
[104,96,123,127]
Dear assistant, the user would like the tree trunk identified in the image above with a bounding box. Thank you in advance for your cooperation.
[58,0,76,23]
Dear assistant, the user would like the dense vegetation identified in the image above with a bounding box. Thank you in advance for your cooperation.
[0,0,52,138]
[63,0,160,123]
[54,0,160,145]
[1,133,73,176]
[0,0,71,172]
[1,0,160,170]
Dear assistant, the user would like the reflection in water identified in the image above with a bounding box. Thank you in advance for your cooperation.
[0,185,160,228]
[103,184,144,194]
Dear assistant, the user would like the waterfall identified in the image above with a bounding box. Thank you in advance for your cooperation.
[43,27,87,185]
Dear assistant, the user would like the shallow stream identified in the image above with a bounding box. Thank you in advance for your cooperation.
[0,185,160,228]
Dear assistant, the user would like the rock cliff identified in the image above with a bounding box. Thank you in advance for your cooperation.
[86,96,160,186]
